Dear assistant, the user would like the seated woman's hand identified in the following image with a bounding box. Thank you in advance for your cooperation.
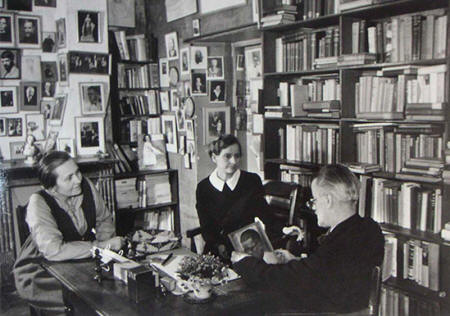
[273,249,299,263]
[282,225,304,242]
[98,236,125,251]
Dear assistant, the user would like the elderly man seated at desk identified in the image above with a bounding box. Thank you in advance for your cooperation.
[232,164,384,314]
[14,151,124,314]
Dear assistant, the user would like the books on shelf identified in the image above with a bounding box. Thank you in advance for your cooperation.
[115,177,139,209]
[114,30,130,60]
[280,164,316,187]
[381,285,441,315]
[339,0,373,12]
[114,32,150,62]
[345,162,381,174]
[134,207,174,231]
[337,53,377,66]
[119,90,160,116]
[118,63,160,89]
[142,173,172,206]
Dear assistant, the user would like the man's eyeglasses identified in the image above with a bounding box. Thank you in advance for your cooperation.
[306,198,317,210]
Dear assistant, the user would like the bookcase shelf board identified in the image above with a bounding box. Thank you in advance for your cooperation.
[184,23,259,43]
[117,201,179,213]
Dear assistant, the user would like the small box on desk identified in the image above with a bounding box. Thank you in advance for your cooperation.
[127,265,157,303]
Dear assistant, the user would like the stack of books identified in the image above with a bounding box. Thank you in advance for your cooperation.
[264,105,291,118]
[303,100,340,118]
[345,162,381,174]
[338,53,377,66]
[261,3,297,27]
[115,178,139,209]
[401,157,444,178]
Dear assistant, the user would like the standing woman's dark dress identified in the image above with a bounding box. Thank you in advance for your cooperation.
[196,170,268,258]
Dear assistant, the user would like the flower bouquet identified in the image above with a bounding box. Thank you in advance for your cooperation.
[177,254,229,301]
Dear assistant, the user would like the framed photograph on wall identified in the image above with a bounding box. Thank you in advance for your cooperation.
[203,106,230,144]
[165,31,179,60]
[0,86,18,113]
[42,32,56,52]
[9,141,25,159]
[7,117,23,137]
[41,99,55,119]
[68,51,110,75]
[190,46,207,69]
[137,133,168,171]
[56,18,66,48]
[245,46,262,79]
[57,53,68,85]
[0,13,15,47]
[159,90,170,111]
[236,54,244,71]
[185,119,194,140]
[26,113,45,140]
[20,81,41,111]
[0,48,20,79]
[35,0,56,7]
[170,89,179,111]
[191,71,206,95]
[0,117,6,136]
[57,138,76,157]
[49,94,67,126]
[161,114,177,153]
[75,116,105,156]
[7,0,32,11]
[22,56,41,81]
[207,56,224,79]
[78,11,100,43]
[79,82,105,115]
[159,58,169,87]
[227,219,274,253]
[209,80,225,102]
[16,15,41,48]
[192,19,200,37]
[41,61,58,82]
[180,47,190,75]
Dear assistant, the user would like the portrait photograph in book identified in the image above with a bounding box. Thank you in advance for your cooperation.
[78,11,100,43]
[0,86,17,114]
[0,13,15,46]
[16,15,41,48]
[20,82,41,111]
[7,117,23,137]
[68,51,110,75]
[0,48,20,79]
[228,220,274,255]
[79,82,105,115]
[75,116,105,156]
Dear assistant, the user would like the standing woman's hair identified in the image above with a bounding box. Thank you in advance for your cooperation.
[37,150,72,189]
[208,134,241,158]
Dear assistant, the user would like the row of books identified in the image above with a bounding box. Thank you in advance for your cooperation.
[118,91,160,116]
[380,286,440,316]
[92,169,116,215]
[280,164,315,187]
[134,207,174,231]
[275,26,340,72]
[360,176,442,233]
[286,123,340,164]
[0,189,13,254]
[114,31,150,62]
[117,63,159,89]
[353,123,443,177]
[383,234,439,291]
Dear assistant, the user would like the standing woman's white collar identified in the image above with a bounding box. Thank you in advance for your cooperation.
[209,169,241,192]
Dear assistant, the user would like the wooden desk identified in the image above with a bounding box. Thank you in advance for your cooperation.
[42,259,281,316]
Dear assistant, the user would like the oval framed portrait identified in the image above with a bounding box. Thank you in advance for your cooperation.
[184,96,195,118]
[169,66,179,86]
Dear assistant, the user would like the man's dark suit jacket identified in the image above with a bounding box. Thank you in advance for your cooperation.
[233,214,384,313]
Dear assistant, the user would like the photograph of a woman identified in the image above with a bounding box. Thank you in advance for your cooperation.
[138,134,168,171]
[78,11,99,43]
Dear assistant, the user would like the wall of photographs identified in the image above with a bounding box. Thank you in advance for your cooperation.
[0,0,110,160]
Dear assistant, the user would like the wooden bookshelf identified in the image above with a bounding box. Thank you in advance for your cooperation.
[261,0,450,312]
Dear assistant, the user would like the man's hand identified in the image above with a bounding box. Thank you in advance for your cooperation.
[273,249,299,263]
[282,225,304,242]
[231,251,251,263]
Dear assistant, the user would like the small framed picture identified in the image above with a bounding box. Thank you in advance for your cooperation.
[185,119,194,140]
[0,0,3,8]
[57,53,68,85]
[0,86,18,113]
[16,15,41,48]
[26,113,45,140]
[42,82,56,98]
[190,46,207,69]
[228,220,274,254]
[137,133,168,171]
[42,32,56,52]
[0,117,6,136]
[209,80,226,103]
[9,141,25,159]
[20,82,41,111]
[180,47,190,76]
[41,99,56,119]
[35,0,56,7]
[21,55,41,81]
[7,117,23,137]
[56,18,66,48]
[176,107,185,132]
[159,58,169,87]
[79,82,105,115]
[203,106,230,144]
[78,11,100,43]
[161,114,177,153]
[49,94,67,126]
[7,0,32,11]
[245,46,262,79]
[0,13,15,47]
[236,54,244,71]
[170,89,179,111]
[43,130,58,153]
[207,56,224,79]
[165,31,179,60]
[159,90,170,111]
[57,138,76,157]
[192,19,200,37]
[0,48,20,79]
[191,72,207,95]
[75,116,105,156]
[41,61,58,82]
[68,51,110,75]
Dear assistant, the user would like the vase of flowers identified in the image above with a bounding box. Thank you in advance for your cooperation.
[177,254,228,301]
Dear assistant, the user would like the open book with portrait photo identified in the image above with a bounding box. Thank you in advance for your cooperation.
[137,133,168,171]
[228,218,274,257]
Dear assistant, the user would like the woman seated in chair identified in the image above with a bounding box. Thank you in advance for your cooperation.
[196,134,269,262]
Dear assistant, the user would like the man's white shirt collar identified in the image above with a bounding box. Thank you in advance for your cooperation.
[209,169,240,192]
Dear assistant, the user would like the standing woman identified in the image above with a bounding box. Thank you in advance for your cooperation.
[196,134,268,261]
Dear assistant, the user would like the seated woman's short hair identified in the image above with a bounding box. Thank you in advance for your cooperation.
[37,151,72,189]
[313,164,360,203]
[208,134,241,158]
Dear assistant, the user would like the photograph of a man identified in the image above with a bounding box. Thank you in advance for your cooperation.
[42,81,55,97]
[1,90,13,107]
[209,80,225,102]
[80,122,99,147]
[191,72,206,95]
[81,84,103,114]
[0,15,12,43]
[23,84,38,106]
[18,17,39,45]
[0,49,20,79]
